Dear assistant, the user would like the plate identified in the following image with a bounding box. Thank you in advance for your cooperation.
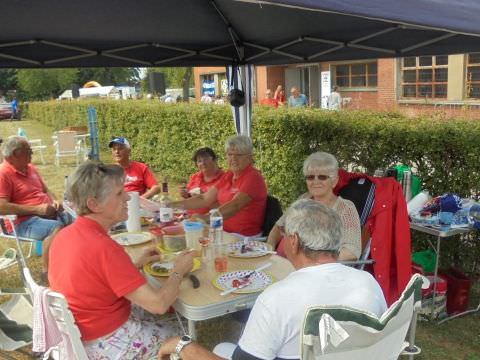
[228,241,272,258]
[111,232,153,246]
[212,270,274,294]
[143,257,201,277]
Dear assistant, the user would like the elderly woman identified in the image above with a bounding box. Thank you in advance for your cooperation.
[171,135,267,237]
[48,162,195,359]
[180,147,224,215]
[267,152,361,261]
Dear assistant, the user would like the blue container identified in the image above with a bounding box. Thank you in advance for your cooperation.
[35,240,43,256]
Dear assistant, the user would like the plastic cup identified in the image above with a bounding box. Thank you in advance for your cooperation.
[214,256,228,272]
[183,221,204,251]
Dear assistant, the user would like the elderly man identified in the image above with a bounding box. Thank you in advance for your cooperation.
[0,136,71,273]
[109,136,161,199]
[288,86,308,107]
[260,89,278,108]
[158,199,387,360]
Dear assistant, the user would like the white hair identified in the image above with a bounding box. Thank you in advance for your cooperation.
[1,136,28,158]
[224,135,253,155]
[284,199,342,254]
[303,152,339,178]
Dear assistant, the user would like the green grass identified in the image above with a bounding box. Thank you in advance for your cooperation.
[1,118,479,359]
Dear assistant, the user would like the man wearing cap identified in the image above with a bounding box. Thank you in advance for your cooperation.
[109,137,161,199]
[158,199,387,360]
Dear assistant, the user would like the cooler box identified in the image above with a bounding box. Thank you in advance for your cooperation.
[440,268,472,315]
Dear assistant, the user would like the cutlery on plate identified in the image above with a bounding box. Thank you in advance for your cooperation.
[220,262,272,296]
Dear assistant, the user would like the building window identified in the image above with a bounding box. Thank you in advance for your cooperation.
[401,56,448,99]
[466,53,480,98]
[333,62,377,88]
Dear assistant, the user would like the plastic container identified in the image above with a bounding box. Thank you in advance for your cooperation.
[183,221,204,251]
[150,224,185,251]
[163,234,186,252]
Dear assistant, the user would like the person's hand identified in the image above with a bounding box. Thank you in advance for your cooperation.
[37,203,58,218]
[158,336,181,359]
[135,246,162,268]
[189,213,208,224]
[179,185,190,199]
[52,200,64,212]
[172,250,196,276]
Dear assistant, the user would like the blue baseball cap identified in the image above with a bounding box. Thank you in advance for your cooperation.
[109,137,130,149]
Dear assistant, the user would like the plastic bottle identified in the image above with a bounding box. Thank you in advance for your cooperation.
[63,175,69,202]
[209,208,223,244]
[159,183,173,223]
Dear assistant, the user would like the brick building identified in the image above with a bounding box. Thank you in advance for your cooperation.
[194,54,480,118]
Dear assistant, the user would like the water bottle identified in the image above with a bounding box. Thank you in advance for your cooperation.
[209,208,223,244]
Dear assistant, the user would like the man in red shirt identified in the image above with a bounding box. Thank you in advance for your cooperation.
[109,137,161,199]
[0,136,71,272]
[259,89,278,108]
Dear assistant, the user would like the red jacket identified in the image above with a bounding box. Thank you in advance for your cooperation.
[335,170,412,305]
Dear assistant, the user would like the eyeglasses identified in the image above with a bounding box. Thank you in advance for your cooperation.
[305,174,330,181]
[227,153,250,158]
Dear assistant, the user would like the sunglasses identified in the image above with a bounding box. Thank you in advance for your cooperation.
[305,174,330,181]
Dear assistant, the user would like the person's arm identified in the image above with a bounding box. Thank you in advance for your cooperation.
[142,184,161,199]
[158,337,225,360]
[125,250,195,314]
[0,198,57,217]
[267,225,282,248]
[170,187,218,210]
[217,192,252,220]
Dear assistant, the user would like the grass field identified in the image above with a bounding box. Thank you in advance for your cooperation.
[1,118,479,359]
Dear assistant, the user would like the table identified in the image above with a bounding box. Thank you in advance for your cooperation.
[125,236,295,338]
[409,223,474,321]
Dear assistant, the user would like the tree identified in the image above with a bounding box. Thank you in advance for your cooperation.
[142,67,194,98]
[0,69,18,98]
[76,68,140,87]
[17,68,78,100]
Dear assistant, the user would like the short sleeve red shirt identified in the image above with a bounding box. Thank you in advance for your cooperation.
[0,161,52,227]
[123,161,158,195]
[214,165,267,236]
[186,169,224,215]
[260,98,279,108]
[48,216,147,341]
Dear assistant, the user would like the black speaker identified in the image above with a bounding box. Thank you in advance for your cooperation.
[71,84,80,98]
[149,72,166,95]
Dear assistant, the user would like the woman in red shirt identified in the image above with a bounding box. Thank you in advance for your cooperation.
[180,147,224,215]
[48,162,195,359]
[172,135,267,237]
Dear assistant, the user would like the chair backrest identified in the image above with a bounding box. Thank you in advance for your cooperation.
[300,274,426,360]
[23,267,89,360]
[56,131,77,152]
[262,195,283,236]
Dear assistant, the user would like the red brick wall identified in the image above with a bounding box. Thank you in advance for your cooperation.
[377,58,396,110]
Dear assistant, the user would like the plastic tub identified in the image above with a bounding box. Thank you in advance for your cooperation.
[163,234,186,252]
[183,221,204,251]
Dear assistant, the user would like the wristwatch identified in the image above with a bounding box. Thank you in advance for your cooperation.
[175,335,192,358]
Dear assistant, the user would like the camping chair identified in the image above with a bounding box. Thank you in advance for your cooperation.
[338,178,376,270]
[261,194,283,237]
[300,274,429,360]
[0,216,34,273]
[53,131,82,166]
[0,215,33,359]
[23,267,89,360]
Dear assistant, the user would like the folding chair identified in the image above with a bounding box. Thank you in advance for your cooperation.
[300,274,429,360]
[0,216,34,272]
[23,267,89,360]
[261,194,283,237]
[53,131,82,166]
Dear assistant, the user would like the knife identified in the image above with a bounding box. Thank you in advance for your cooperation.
[220,262,272,296]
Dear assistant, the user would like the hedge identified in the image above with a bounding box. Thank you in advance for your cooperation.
[26,100,480,272]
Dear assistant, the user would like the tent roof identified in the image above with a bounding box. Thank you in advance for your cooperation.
[2,0,480,68]
[79,86,117,96]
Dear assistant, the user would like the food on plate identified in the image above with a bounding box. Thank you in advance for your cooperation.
[151,261,174,274]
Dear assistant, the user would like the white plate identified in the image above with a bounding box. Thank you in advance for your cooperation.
[111,232,152,246]
[228,240,272,258]
[213,270,274,294]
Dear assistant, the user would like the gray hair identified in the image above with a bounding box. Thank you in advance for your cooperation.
[1,136,28,158]
[67,161,125,216]
[224,135,253,155]
[303,152,339,178]
[284,199,342,256]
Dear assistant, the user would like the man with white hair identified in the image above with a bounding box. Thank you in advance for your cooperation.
[0,136,71,274]
[158,199,387,360]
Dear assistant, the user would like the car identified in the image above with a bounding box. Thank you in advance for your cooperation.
[0,103,13,120]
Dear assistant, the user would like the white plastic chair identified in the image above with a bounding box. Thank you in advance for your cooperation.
[0,216,33,272]
[53,131,82,166]
[300,274,429,360]
[17,128,47,165]
[23,267,89,360]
